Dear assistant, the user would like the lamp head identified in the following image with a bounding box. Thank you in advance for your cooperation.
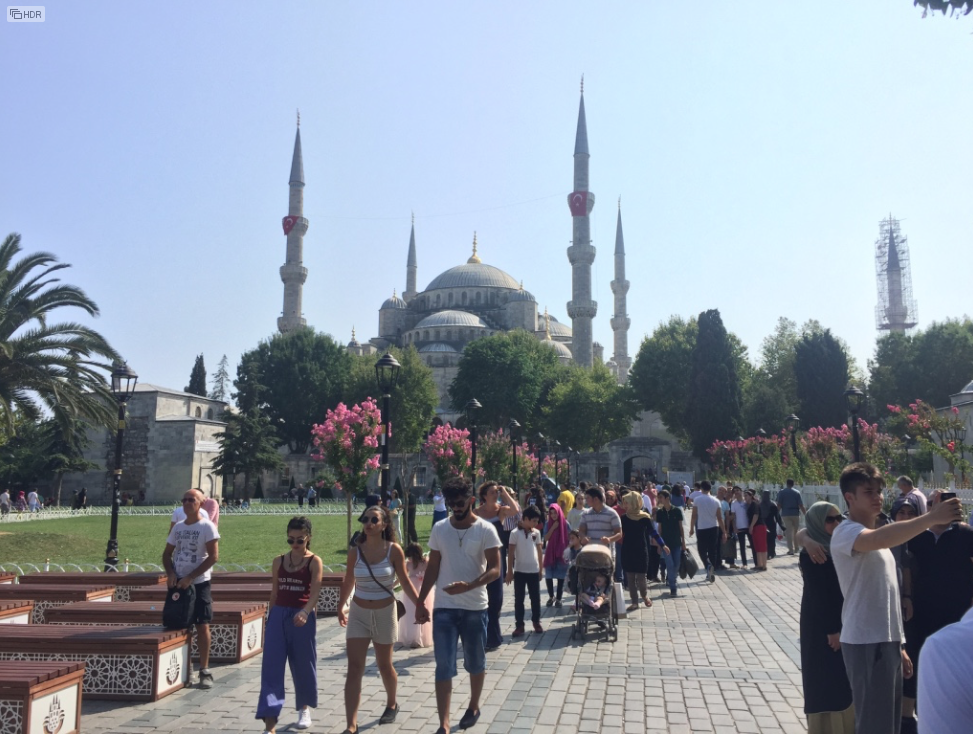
[843,385,865,414]
[785,414,800,432]
[375,352,401,393]
[111,362,138,401]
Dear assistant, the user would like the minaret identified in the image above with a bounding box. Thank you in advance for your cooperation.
[610,198,631,383]
[566,77,597,367]
[278,114,309,333]
[403,213,418,303]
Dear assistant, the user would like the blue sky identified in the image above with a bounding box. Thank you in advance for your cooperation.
[2,2,971,399]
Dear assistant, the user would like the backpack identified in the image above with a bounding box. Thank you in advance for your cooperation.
[162,583,196,629]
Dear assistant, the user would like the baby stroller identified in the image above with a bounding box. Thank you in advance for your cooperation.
[568,543,618,642]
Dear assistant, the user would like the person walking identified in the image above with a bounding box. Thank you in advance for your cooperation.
[388,490,402,544]
[256,517,323,733]
[542,503,570,608]
[0,488,9,520]
[473,481,521,651]
[760,490,784,559]
[688,481,726,583]
[654,489,685,597]
[297,483,305,509]
[746,490,768,570]
[830,463,963,734]
[416,477,502,734]
[507,505,544,636]
[431,485,448,526]
[620,491,668,610]
[777,479,806,555]
[730,487,751,569]
[26,489,40,513]
[337,505,420,734]
[398,543,434,648]
[799,502,854,734]
[162,488,220,689]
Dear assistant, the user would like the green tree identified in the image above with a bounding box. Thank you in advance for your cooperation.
[794,329,851,429]
[915,1,971,18]
[542,362,640,453]
[209,354,230,402]
[629,316,698,442]
[686,309,743,458]
[449,330,564,433]
[185,354,207,396]
[211,408,284,498]
[234,327,352,453]
[0,233,121,439]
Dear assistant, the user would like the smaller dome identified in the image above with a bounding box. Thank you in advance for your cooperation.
[547,317,572,338]
[506,288,536,303]
[415,310,489,329]
[419,342,459,354]
[543,339,573,360]
[381,289,408,310]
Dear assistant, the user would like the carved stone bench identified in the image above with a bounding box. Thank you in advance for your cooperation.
[0,626,190,701]
[18,572,167,602]
[0,601,32,626]
[0,661,85,734]
[0,585,114,624]
[47,602,266,663]
[210,572,344,614]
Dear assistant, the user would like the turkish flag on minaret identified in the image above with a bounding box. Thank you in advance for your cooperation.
[568,192,588,217]
[282,216,297,235]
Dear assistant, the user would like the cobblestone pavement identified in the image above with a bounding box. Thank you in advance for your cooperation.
[82,543,808,734]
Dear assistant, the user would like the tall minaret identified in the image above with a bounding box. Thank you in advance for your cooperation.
[278,114,308,333]
[403,213,418,303]
[610,198,631,383]
[566,77,597,367]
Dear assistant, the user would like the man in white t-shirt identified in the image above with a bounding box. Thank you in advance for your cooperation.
[416,477,501,734]
[831,462,962,734]
[163,488,220,690]
[688,481,726,582]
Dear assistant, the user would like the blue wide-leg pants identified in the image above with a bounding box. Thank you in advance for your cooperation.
[256,605,317,721]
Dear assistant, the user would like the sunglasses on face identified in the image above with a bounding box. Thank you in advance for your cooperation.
[181,498,197,504]
[286,536,307,545]
[825,515,843,525]
[360,516,381,525]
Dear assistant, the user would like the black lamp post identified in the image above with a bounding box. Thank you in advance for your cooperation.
[552,440,561,488]
[785,414,800,454]
[844,386,865,462]
[465,398,482,485]
[508,419,521,493]
[375,352,402,501]
[105,362,138,572]
[957,425,967,485]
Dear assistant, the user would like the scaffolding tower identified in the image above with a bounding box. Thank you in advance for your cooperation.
[875,214,918,334]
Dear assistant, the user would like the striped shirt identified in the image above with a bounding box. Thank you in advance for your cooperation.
[579,507,621,543]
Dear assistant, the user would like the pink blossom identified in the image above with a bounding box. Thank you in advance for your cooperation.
[952,407,960,415]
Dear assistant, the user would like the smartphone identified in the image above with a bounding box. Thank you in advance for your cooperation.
[941,492,957,501]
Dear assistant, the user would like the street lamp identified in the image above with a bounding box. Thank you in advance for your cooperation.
[844,386,865,462]
[573,448,581,485]
[105,362,138,572]
[785,414,800,454]
[375,352,401,501]
[508,419,521,493]
[552,439,561,489]
[465,398,482,485]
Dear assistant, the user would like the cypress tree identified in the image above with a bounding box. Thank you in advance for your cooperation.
[686,309,743,458]
[185,354,207,397]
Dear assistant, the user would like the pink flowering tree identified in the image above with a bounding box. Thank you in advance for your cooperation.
[540,455,570,488]
[890,400,971,484]
[311,399,383,541]
[423,423,472,485]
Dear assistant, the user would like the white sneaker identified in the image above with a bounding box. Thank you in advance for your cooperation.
[296,708,312,730]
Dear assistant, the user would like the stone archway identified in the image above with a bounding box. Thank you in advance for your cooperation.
[622,455,658,485]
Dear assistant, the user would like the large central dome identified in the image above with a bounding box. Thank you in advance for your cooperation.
[424,262,520,292]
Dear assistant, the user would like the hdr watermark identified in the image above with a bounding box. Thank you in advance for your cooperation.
[7,6,44,21]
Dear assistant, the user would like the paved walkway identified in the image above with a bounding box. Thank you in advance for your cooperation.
[82,542,808,734]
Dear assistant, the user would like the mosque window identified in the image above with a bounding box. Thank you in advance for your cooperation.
[446,330,451,341]
[194,407,202,418]
[475,292,482,305]
[435,294,441,307]
[461,292,468,305]
[207,408,214,420]
[424,330,429,341]
[448,293,454,306]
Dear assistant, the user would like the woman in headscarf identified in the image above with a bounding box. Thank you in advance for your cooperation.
[759,489,784,559]
[619,491,669,612]
[542,503,570,607]
[799,501,854,734]
[890,493,923,733]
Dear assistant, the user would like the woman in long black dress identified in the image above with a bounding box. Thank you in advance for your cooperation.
[799,501,854,734]
[619,492,668,612]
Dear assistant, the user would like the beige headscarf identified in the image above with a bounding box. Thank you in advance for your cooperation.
[622,491,651,521]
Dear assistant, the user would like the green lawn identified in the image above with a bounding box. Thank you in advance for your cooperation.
[0,513,434,570]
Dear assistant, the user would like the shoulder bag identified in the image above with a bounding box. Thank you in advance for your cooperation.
[359,546,406,620]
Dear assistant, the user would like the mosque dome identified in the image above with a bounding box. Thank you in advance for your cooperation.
[419,342,459,354]
[424,262,521,292]
[415,310,490,330]
[547,316,572,338]
[544,339,573,360]
[381,291,408,310]
[506,287,536,303]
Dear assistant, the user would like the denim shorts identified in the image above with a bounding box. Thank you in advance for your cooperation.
[432,608,488,681]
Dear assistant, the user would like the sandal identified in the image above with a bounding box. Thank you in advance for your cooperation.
[643,597,653,608]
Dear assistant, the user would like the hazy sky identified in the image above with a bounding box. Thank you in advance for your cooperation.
[2,2,971,399]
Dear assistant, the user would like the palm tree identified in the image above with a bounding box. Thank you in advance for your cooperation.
[0,233,121,438]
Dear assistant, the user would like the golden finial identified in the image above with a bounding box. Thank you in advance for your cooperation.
[468,232,481,264]
[297,108,300,128]
[618,195,621,210]
[519,280,524,290]
[411,211,415,226]
[392,288,397,299]
[580,74,584,95]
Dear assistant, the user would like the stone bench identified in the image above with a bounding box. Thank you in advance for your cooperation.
[46,602,266,663]
[0,601,33,625]
[0,661,85,734]
[0,585,114,624]
[0,625,190,701]
[18,572,167,601]
[210,572,344,614]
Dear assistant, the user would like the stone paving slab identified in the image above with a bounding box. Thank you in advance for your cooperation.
[80,543,808,733]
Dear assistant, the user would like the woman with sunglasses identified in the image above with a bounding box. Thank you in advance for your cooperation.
[799,502,854,734]
[337,504,420,734]
[256,517,324,734]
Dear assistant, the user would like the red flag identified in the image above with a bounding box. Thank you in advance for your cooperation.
[568,191,588,217]
[282,216,297,235]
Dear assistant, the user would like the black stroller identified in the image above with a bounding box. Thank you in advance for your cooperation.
[568,543,618,642]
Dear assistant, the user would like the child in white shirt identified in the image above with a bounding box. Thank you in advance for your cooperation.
[506,505,544,636]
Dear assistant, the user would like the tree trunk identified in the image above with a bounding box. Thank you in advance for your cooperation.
[55,472,64,508]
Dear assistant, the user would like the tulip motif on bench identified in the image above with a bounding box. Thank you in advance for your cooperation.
[43,695,64,734]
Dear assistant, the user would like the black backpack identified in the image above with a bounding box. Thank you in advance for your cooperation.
[162,583,196,629]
